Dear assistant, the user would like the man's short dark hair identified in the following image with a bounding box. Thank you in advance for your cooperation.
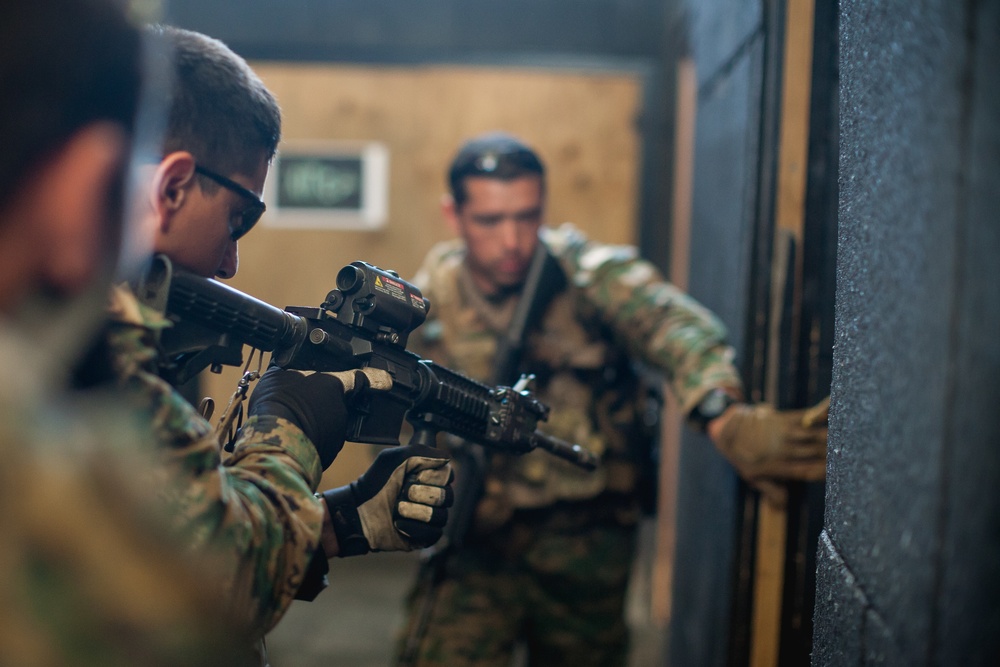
[156,25,281,179]
[0,0,142,213]
[448,132,546,208]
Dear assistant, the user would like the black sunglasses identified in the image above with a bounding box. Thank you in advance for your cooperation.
[193,163,266,241]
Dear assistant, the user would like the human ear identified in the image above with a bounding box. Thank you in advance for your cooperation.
[152,151,197,234]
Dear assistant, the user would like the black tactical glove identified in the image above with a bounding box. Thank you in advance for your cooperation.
[247,366,392,469]
[322,445,454,557]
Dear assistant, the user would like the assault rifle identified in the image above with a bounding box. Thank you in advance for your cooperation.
[134,254,597,470]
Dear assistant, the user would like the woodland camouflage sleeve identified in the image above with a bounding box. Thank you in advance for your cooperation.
[162,411,325,636]
[0,354,253,665]
[551,225,744,414]
[106,291,325,635]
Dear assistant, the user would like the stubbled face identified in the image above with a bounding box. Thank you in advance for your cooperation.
[449,175,544,295]
[167,156,268,279]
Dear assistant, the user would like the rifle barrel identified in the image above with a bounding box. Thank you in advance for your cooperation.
[530,431,599,470]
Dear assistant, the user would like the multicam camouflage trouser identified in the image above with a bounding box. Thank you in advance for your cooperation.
[396,498,638,667]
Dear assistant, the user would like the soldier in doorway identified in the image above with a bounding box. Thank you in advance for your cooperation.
[396,132,829,666]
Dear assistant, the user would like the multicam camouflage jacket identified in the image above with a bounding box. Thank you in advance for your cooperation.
[0,309,253,666]
[412,223,743,516]
[105,284,325,637]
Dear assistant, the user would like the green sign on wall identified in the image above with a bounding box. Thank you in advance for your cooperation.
[265,141,388,229]
[277,156,363,210]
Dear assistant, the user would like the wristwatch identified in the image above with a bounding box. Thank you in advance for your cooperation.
[689,388,738,432]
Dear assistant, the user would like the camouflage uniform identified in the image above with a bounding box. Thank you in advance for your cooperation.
[398,224,742,666]
[0,308,254,666]
[105,285,326,638]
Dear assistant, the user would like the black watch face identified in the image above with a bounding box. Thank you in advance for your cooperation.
[699,390,732,420]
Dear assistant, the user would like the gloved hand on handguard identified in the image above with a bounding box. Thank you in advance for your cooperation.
[247,366,393,469]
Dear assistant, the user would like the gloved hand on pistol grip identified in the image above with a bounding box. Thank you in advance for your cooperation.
[247,366,393,469]
[713,396,829,490]
[321,445,454,557]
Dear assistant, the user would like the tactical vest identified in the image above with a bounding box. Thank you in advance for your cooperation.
[413,231,658,518]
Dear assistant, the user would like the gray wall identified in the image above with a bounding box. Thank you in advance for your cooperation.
[814,0,1000,664]
[166,0,666,63]
[669,0,769,663]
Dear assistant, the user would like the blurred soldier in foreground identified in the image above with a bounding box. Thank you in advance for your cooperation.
[396,132,829,666]
[0,0,252,664]
[105,24,453,649]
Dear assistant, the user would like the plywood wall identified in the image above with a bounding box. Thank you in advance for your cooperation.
[204,62,642,486]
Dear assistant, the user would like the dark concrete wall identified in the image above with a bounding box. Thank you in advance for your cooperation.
[814,1,1000,664]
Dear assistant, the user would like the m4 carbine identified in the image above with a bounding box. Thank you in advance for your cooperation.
[135,254,596,470]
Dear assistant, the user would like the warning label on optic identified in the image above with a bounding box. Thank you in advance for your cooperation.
[374,274,406,301]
